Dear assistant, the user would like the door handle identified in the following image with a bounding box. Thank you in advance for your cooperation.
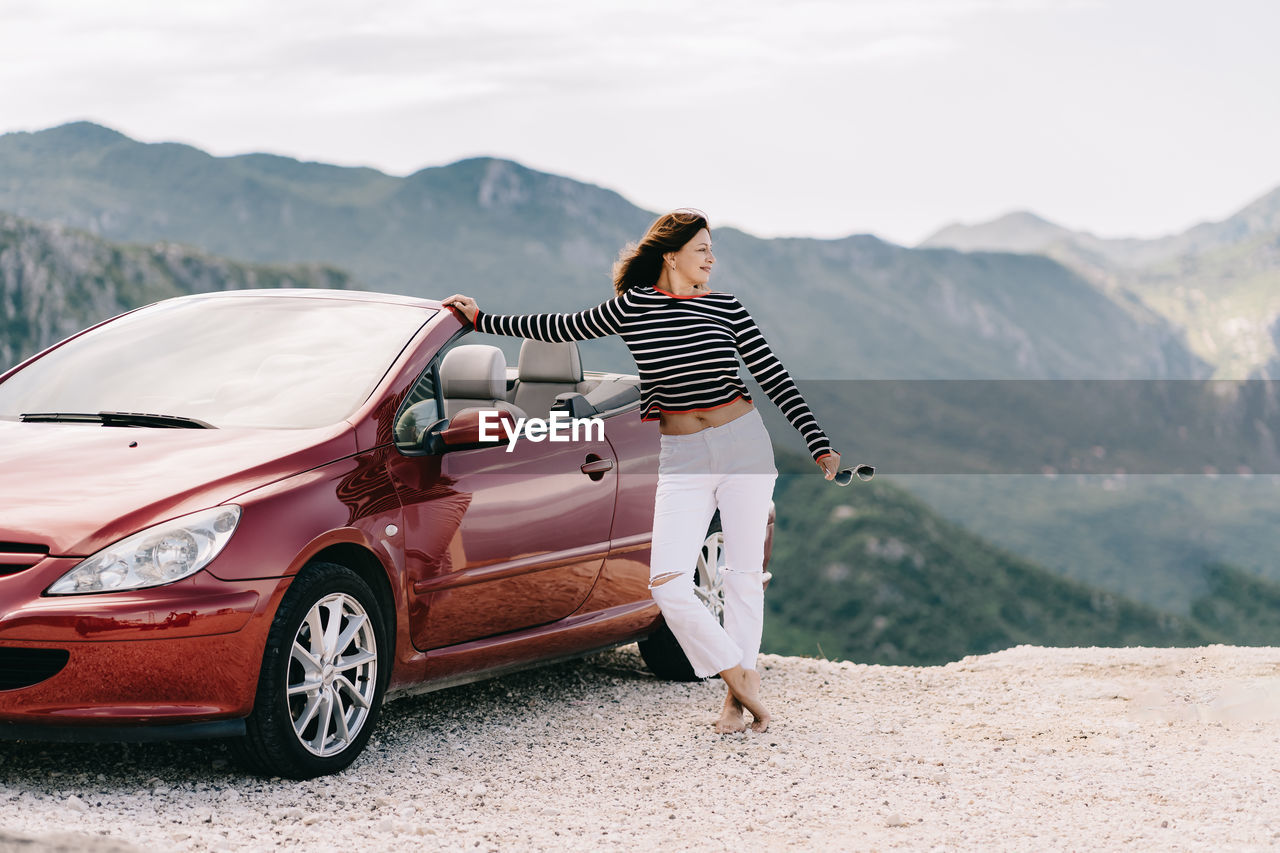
[580,455,614,479]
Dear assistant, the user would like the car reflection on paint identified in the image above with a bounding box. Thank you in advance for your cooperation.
[0,290,774,778]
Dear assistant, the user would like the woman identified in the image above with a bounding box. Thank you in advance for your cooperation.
[443,209,841,733]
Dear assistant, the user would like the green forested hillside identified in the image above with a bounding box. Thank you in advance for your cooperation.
[895,474,1280,613]
[764,449,1280,664]
[762,459,1209,664]
[1190,563,1280,644]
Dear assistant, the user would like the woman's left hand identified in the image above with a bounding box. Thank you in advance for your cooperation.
[818,452,841,480]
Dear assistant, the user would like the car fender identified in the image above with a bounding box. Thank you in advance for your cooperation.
[207,446,404,585]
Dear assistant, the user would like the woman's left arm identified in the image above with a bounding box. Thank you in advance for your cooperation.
[729,294,840,474]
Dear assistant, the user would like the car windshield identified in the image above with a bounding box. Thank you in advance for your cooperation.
[0,295,434,429]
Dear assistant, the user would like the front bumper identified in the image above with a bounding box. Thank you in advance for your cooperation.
[0,562,288,730]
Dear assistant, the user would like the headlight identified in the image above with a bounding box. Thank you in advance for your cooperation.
[46,506,242,595]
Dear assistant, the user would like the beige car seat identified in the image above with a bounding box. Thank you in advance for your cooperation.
[511,340,594,419]
[440,344,528,421]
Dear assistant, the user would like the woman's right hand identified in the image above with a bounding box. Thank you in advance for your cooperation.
[442,294,479,324]
[817,451,841,480]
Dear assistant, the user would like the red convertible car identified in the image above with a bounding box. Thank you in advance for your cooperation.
[0,290,774,778]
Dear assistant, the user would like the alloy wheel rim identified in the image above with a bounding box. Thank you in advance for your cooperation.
[287,592,378,757]
[693,531,727,624]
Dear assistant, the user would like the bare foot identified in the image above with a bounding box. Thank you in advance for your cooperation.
[742,669,770,732]
[715,668,763,733]
[719,666,771,733]
[715,689,745,733]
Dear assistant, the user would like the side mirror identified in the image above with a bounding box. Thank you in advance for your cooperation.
[432,407,517,452]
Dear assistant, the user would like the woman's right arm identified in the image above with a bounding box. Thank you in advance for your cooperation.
[442,292,632,342]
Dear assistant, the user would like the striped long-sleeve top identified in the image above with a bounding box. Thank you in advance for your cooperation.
[472,285,837,463]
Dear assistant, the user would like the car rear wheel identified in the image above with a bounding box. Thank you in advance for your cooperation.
[233,561,387,779]
[639,514,726,682]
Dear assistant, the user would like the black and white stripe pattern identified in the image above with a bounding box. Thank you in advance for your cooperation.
[473,286,835,462]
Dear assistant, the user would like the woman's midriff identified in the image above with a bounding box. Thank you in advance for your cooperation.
[658,396,756,435]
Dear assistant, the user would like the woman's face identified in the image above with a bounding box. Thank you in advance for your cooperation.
[666,228,715,286]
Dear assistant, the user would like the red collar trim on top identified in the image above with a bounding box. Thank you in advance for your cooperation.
[654,286,712,299]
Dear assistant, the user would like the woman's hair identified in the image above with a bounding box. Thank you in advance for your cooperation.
[612,209,709,295]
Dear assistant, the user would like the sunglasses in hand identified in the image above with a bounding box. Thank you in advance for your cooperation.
[832,464,875,486]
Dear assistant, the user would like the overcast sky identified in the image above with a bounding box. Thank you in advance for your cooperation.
[1,0,1276,245]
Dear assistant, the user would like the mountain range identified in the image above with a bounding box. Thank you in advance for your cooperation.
[922,188,1280,269]
[5,120,1280,663]
[923,188,1280,378]
[0,122,1204,381]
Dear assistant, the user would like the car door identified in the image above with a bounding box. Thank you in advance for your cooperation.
[386,360,617,651]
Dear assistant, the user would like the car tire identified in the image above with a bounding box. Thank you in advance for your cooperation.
[233,561,388,779]
[638,513,726,682]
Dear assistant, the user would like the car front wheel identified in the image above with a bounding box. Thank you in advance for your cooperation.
[234,561,387,779]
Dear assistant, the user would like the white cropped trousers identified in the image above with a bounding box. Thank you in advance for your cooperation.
[647,406,779,678]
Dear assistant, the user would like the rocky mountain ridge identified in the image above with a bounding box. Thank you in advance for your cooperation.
[920,187,1280,377]
[0,213,352,369]
[0,121,1205,380]
[921,185,1280,268]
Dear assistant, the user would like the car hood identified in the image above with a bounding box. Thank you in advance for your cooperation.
[0,420,356,555]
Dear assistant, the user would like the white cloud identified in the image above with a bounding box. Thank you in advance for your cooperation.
[0,0,1276,244]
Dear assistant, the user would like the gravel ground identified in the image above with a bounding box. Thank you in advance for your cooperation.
[3,643,1280,851]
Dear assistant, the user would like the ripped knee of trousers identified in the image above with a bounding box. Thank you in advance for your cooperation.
[648,571,689,609]
[720,567,767,592]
